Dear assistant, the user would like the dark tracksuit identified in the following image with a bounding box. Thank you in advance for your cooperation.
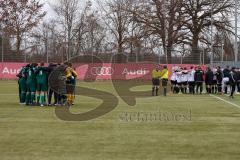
[48,65,67,105]
[47,64,58,105]
[236,71,240,93]
[216,69,223,93]
[194,69,204,94]
[17,67,28,103]
[205,70,214,94]
[229,71,238,97]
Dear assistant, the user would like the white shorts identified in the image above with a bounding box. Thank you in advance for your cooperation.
[222,77,229,84]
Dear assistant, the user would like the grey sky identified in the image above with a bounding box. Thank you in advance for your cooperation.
[40,0,91,21]
[40,0,56,20]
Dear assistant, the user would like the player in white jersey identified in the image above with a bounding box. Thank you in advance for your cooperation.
[176,68,183,94]
[170,67,177,93]
[181,68,189,94]
[188,66,196,94]
[212,68,218,94]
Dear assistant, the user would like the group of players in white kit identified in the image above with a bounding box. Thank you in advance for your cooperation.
[170,65,240,98]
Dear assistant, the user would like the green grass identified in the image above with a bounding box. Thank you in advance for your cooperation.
[0,80,240,160]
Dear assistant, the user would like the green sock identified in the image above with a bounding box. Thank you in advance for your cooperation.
[43,94,46,104]
[34,93,36,102]
[40,94,44,105]
[37,95,40,104]
[31,93,36,103]
[164,88,167,96]
[26,92,31,104]
[21,92,26,103]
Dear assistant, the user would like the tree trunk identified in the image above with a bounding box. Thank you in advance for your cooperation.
[67,31,71,61]
[166,38,173,64]
[191,35,200,64]
[166,48,172,64]
[117,41,124,63]
[16,34,21,54]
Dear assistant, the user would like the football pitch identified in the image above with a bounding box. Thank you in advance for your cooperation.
[0,80,240,160]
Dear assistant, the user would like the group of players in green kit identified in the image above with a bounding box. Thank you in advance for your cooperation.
[17,62,78,107]
[17,62,50,107]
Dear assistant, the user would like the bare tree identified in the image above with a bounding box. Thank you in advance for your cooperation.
[84,12,106,54]
[31,20,65,62]
[182,0,234,62]
[0,0,46,54]
[129,0,186,63]
[98,0,135,62]
[52,0,79,60]
[213,31,235,61]
[73,2,106,56]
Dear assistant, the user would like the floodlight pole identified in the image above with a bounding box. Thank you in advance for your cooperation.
[221,37,224,62]
[1,31,3,63]
[210,0,214,66]
[46,31,49,64]
[234,0,238,62]
[24,34,27,63]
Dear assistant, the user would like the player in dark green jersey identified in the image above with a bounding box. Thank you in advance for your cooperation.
[26,63,38,106]
[35,62,50,107]
[16,64,29,104]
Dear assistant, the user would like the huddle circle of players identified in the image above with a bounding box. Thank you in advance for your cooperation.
[152,65,240,98]
[17,62,78,107]
[17,63,240,106]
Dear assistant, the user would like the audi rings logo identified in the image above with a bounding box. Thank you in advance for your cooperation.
[91,67,114,76]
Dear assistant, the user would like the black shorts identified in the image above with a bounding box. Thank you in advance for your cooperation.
[182,81,188,86]
[171,80,177,85]
[217,80,222,85]
[196,82,203,86]
[188,81,195,86]
[177,82,182,86]
[152,78,160,86]
[162,79,168,87]
[212,80,217,85]
[205,81,213,86]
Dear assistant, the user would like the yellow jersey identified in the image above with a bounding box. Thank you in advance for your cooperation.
[160,69,169,79]
[152,69,161,79]
[66,67,78,78]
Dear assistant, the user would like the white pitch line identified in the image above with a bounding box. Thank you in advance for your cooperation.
[0,94,18,96]
[210,94,240,109]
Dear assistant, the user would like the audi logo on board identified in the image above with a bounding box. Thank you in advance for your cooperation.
[91,67,114,76]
